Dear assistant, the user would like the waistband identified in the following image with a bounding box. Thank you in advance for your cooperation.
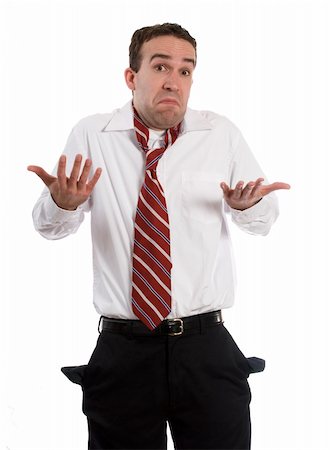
[98,310,223,337]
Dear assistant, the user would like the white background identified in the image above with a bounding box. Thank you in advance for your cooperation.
[1,0,329,449]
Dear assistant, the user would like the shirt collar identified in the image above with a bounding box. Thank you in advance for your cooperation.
[102,100,212,133]
[182,108,212,133]
[102,101,133,131]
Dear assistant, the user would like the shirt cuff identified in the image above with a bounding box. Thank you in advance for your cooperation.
[229,198,270,224]
[45,194,84,223]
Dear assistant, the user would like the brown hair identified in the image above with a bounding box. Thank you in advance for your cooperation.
[129,23,197,72]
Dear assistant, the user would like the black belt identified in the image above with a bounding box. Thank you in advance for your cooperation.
[99,310,223,336]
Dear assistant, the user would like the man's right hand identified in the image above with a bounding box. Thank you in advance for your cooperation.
[27,154,102,210]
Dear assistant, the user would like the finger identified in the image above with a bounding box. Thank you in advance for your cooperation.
[220,182,230,195]
[57,155,68,190]
[260,182,291,196]
[250,177,264,197]
[232,181,244,199]
[27,165,57,187]
[77,158,92,187]
[86,168,102,193]
[68,154,83,187]
[240,181,255,199]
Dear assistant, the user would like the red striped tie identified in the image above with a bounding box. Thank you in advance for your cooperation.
[132,109,181,330]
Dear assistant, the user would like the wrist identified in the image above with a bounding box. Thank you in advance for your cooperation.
[51,195,78,211]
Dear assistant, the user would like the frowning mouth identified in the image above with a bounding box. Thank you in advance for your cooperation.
[158,98,180,106]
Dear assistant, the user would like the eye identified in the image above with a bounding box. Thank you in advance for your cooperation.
[181,69,191,76]
[154,64,167,72]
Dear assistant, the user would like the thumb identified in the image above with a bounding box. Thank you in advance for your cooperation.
[260,182,291,195]
[27,165,57,187]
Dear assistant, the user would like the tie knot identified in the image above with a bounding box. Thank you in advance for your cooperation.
[133,107,181,172]
[146,146,167,171]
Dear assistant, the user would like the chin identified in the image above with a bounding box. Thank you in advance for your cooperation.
[156,110,183,129]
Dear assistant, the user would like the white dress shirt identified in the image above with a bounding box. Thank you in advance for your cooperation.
[32,101,279,320]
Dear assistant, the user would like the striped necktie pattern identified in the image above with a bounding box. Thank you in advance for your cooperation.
[132,109,181,330]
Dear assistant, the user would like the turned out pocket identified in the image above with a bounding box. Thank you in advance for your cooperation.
[246,357,265,374]
[222,326,266,377]
[61,365,88,386]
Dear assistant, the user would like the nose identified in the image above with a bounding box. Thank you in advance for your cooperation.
[163,72,180,91]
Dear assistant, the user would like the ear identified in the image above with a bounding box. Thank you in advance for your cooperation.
[124,68,136,91]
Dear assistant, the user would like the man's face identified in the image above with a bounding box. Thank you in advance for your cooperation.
[125,35,196,130]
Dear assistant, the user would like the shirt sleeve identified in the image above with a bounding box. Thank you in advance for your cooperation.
[227,129,279,236]
[31,123,91,240]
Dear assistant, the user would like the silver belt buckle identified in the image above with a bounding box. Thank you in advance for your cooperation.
[167,318,184,336]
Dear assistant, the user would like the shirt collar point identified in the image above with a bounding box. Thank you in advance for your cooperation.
[103,101,134,131]
[183,108,213,132]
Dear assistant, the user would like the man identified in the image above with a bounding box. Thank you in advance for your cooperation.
[28,23,290,450]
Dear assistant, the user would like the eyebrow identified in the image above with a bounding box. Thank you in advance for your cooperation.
[149,53,196,67]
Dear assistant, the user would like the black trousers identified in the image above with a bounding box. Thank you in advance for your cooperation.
[63,320,253,450]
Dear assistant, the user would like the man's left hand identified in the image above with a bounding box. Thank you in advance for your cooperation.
[220,178,291,211]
